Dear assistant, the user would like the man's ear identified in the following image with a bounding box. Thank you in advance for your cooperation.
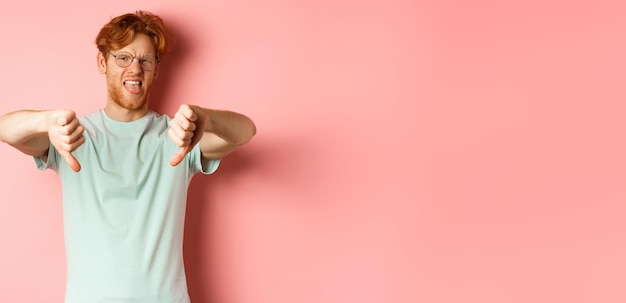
[154,64,160,79]
[97,52,107,74]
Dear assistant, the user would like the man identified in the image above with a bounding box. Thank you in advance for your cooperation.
[0,11,256,303]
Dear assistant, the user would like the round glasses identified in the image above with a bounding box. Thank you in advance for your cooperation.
[108,51,158,71]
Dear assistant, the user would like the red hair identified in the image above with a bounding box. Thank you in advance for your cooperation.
[95,10,176,60]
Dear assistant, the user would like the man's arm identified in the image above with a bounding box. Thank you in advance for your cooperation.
[168,104,257,166]
[0,110,52,157]
[0,110,85,172]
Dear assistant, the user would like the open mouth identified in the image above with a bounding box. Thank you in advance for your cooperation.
[124,80,142,94]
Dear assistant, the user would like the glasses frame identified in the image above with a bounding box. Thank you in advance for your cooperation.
[108,51,159,71]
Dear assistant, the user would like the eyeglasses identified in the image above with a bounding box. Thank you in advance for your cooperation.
[108,51,158,71]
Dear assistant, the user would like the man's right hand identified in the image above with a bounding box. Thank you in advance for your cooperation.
[47,110,85,172]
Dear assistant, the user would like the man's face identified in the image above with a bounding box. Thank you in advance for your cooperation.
[98,33,159,112]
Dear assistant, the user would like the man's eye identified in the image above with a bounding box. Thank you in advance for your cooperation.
[118,55,131,61]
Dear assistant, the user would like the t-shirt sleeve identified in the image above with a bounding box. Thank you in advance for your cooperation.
[190,143,220,175]
[34,144,58,171]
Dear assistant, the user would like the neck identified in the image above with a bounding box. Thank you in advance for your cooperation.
[104,103,150,122]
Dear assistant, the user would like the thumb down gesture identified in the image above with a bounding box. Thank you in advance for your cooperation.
[47,110,85,172]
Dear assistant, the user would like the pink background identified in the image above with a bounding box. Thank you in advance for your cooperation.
[1,0,625,302]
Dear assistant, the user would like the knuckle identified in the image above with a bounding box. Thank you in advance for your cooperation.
[184,122,193,131]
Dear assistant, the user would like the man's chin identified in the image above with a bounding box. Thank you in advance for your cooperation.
[114,98,148,111]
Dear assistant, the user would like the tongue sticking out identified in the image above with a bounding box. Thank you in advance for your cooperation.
[124,81,142,94]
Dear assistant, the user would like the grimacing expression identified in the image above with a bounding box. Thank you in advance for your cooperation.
[98,33,159,111]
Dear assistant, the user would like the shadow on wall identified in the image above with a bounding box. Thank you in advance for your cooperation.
[182,135,321,303]
[183,149,254,303]
[148,16,200,116]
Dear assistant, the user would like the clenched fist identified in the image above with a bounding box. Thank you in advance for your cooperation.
[47,110,84,172]
[168,104,209,166]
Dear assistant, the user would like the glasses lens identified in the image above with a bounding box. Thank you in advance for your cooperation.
[140,57,156,71]
[114,52,133,68]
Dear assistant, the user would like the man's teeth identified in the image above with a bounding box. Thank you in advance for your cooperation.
[125,80,141,85]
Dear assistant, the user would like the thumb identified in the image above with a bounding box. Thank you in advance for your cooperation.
[51,110,75,126]
[169,147,190,166]
[60,150,81,172]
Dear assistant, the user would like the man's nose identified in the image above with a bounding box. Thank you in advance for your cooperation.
[127,58,143,72]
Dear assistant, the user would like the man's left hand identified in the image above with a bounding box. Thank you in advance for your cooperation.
[168,104,209,166]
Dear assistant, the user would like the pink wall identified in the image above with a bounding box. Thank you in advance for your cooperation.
[1,0,625,302]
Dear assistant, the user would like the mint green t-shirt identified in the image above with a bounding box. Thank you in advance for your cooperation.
[35,110,219,303]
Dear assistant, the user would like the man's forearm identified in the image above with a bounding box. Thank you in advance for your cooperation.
[0,110,51,156]
[205,108,256,145]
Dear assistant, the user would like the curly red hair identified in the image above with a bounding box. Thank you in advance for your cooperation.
[95,10,176,61]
